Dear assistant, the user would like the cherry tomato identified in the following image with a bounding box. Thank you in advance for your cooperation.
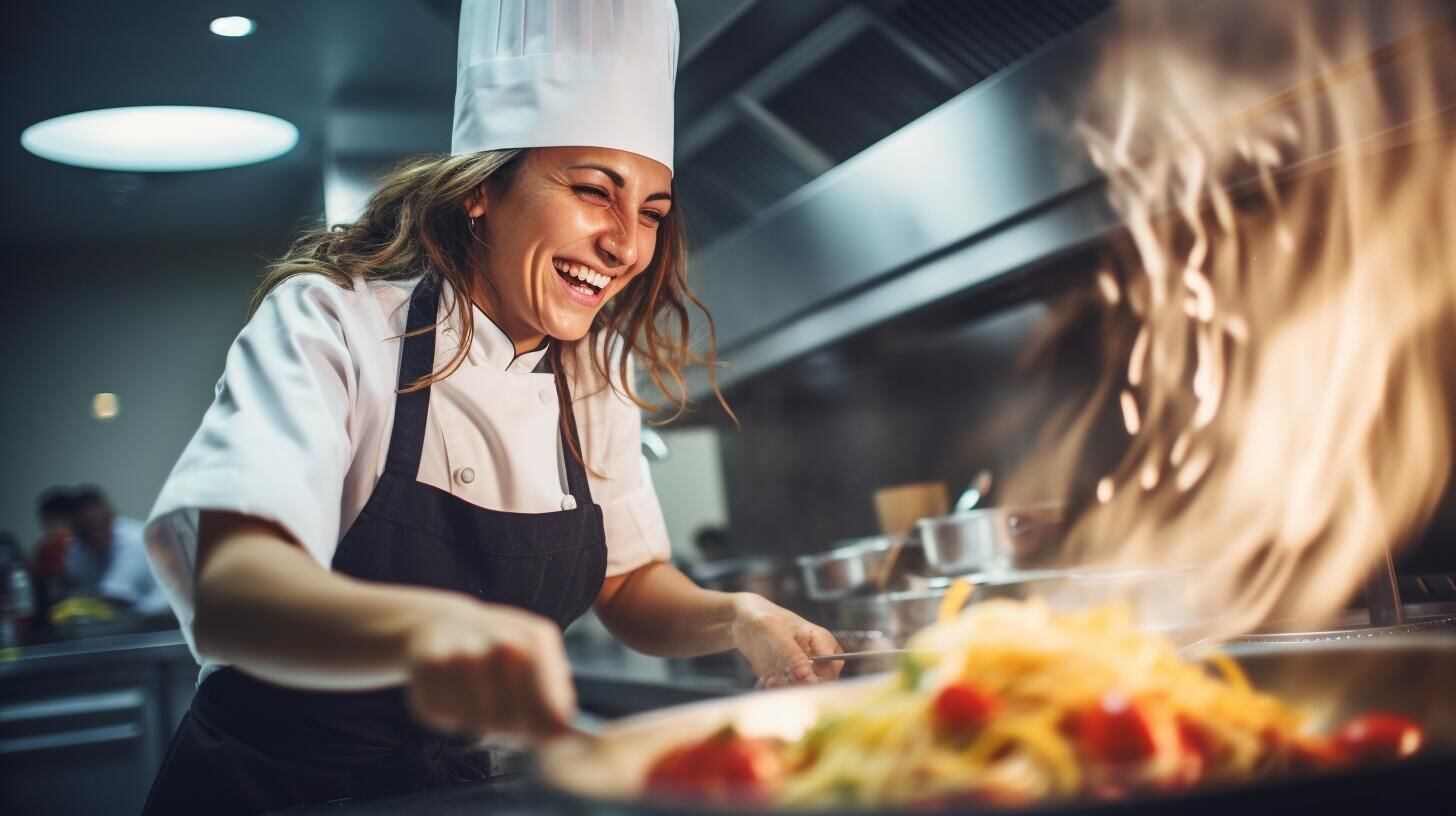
[1077,691,1157,765]
[644,727,784,803]
[1333,713,1424,764]
[931,682,996,737]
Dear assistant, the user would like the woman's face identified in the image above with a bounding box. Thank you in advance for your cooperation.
[468,146,673,346]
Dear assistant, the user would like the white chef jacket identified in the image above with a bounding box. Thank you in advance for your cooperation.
[145,273,671,670]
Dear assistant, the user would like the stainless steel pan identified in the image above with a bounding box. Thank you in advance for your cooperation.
[539,636,1456,813]
[917,503,1065,576]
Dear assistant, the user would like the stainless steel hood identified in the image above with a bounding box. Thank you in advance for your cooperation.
[680,0,1453,402]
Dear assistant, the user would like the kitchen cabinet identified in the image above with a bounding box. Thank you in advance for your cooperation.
[0,631,195,816]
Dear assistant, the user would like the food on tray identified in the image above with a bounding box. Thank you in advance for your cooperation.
[643,600,1425,808]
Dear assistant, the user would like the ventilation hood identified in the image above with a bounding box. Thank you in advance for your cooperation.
[677,0,1452,401]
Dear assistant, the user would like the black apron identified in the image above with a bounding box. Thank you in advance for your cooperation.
[142,277,608,815]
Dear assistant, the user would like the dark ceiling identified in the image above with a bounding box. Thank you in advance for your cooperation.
[3,0,1109,255]
[0,0,756,251]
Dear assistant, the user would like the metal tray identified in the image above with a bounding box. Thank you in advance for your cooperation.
[538,636,1456,814]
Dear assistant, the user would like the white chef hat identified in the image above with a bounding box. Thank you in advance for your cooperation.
[451,0,680,175]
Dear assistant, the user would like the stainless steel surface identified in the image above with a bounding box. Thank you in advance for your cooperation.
[917,503,1064,576]
[684,556,802,609]
[822,589,948,646]
[1364,547,1407,627]
[540,636,1456,809]
[682,0,1450,400]
[796,536,923,601]
[1232,615,1456,647]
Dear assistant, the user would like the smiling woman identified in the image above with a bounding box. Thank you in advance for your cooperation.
[137,1,844,813]
[254,143,714,435]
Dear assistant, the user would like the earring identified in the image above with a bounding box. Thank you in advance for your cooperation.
[468,215,489,248]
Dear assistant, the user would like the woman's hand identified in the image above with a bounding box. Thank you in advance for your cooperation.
[403,597,577,739]
[729,593,844,687]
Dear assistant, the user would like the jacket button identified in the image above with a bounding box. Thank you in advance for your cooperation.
[456,467,475,485]
[560,495,578,511]
[538,388,554,405]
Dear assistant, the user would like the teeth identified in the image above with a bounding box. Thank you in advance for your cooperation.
[554,260,610,291]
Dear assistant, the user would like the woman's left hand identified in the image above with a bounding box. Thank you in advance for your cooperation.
[729,593,844,687]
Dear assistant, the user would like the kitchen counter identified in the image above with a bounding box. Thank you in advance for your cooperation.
[0,626,749,708]
[0,627,192,678]
[0,627,749,816]
[264,773,553,816]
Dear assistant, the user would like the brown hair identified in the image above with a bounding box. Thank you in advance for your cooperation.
[252,149,731,460]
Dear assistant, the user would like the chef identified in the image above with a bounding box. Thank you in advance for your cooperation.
[139,1,841,813]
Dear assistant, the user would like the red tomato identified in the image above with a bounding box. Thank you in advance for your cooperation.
[1165,716,1215,788]
[1078,692,1157,765]
[931,682,996,737]
[644,727,784,803]
[1333,713,1424,764]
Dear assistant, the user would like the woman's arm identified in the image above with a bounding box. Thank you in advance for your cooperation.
[594,561,843,684]
[192,510,575,735]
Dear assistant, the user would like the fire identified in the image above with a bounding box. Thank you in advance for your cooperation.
[1007,0,1456,637]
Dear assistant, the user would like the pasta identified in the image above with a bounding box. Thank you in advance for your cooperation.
[644,599,1425,809]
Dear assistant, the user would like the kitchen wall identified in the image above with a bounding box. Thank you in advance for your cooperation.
[645,427,730,561]
[1,240,274,547]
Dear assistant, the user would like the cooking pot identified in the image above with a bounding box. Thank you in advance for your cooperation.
[917,502,1064,576]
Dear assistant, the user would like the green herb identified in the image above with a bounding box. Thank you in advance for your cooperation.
[899,652,926,691]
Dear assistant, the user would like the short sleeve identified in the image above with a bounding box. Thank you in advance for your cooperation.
[575,345,672,577]
[144,276,360,631]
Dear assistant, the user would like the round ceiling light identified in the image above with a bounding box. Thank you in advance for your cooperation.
[20,106,299,172]
[210,16,256,37]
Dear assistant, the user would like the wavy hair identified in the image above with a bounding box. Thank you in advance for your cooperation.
[252,149,730,462]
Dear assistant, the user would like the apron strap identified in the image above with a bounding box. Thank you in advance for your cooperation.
[533,351,596,507]
[385,275,596,507]
[383,277,440,478]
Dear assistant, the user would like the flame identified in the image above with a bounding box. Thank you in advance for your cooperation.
[1007,0,1456,638]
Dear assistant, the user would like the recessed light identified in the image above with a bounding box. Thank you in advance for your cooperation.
[20,106,299,172]
[210,16,256,37]
[92,393,120,421]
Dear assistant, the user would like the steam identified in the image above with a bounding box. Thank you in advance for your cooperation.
[1011,0,1456,637]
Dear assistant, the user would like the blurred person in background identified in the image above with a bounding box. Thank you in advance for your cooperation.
[67,486,171,615]
[32,487,77,620]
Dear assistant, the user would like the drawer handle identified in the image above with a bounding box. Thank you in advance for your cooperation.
[0,723,142,754]
[0,689,145,723]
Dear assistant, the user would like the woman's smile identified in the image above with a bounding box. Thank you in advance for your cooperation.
[551,257,611,307]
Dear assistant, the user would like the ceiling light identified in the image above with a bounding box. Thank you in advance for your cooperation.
[20,106,299,172]
[92,393,120,421]
[210,16,256,37]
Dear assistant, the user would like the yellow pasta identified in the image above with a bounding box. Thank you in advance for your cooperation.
[775,599,1314,808]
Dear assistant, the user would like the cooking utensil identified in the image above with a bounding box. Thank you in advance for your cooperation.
[539,636,1456,811]
[871,482,949,537]
[821,589,950,645]
[952,469,994,513]
[795,535,927,601]
[807,649,913,663]
[917,502,1065,576]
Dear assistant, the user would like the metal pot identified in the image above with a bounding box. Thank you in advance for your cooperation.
[917,502,1065,576]
[821,589,949,645]
[795,535,927,602]
[683,555,802,609]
